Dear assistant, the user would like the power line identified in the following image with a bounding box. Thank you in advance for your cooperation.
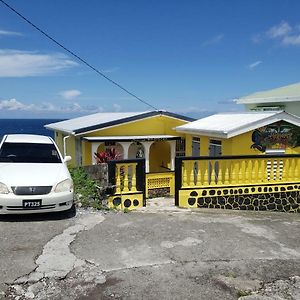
[0,0,158,111]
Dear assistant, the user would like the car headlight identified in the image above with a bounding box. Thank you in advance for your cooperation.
[0,182,9,194]
[54,179,73,193]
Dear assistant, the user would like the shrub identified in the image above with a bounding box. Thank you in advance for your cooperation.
[69,167,102,209]
[94,148,121,164]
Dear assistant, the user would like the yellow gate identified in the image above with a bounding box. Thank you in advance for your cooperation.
[108,159,145,210]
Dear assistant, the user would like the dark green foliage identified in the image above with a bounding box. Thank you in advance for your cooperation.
[69,167,102,209]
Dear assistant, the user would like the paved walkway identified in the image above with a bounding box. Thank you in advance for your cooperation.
[137,197,191,213]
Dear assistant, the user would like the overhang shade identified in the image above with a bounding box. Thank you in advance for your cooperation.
[175,111,300,139]
[83,135,181,142]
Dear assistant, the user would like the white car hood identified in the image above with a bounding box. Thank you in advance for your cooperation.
[0,163,70,187]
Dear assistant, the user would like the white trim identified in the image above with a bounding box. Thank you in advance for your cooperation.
[82,135,180,141]
[237,96,300,104]
[265,149,286,155]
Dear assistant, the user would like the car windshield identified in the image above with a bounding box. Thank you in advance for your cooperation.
[0,142,62,163]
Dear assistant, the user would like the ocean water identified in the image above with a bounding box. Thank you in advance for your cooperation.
[0,119,64,140]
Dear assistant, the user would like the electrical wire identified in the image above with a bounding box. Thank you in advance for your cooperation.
[0,0,158,110]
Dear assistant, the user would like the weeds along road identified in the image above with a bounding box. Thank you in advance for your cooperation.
[1,208,300,299]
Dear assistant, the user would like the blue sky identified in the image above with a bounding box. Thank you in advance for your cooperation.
[0,0,300,119]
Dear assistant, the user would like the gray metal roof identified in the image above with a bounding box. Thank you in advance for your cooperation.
[175,111,300,139]
[236,82,300,104]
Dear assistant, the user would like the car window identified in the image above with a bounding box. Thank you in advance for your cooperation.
[0,142,62,163]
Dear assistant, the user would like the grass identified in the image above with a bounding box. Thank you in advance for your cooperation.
[237,290,251,297]
[225,271,237,278]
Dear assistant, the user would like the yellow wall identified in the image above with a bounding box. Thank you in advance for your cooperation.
[185,129,300,156]
[55,132,64,154]
[149,141,171,172]
[54,115,188,167]
[66,136,76,165]
[53,133,77,166]
[82,141,92,166]
[83,115,187,137]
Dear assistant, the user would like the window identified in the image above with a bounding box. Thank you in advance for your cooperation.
[251,105,285,112]
[209,139,222,157]
[192,137,200,156]
[0,142,62,163]
[176,139,186,157]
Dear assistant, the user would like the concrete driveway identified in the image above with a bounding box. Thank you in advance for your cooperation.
[0,203,299,299]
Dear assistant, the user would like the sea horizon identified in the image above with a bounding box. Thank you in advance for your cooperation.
[0,118,64,140]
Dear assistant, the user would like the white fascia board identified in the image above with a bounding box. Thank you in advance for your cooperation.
[236,96,300,104]
[175,128,228,139]
[44,125,75,135]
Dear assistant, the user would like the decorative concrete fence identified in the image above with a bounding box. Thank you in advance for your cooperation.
[175,154,300,212]
[146,172,175,198]
[107,159,146,210]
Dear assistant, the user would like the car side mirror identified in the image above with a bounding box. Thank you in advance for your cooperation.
[63,156,72,163]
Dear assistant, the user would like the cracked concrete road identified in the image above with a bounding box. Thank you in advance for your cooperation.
[0,207,300,299]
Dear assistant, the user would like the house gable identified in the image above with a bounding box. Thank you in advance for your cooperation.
[82,114,189,137]
[45,110,194,135]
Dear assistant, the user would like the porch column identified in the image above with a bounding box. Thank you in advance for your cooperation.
[168,140,176,171]
[91,142,102,165]
[119,142,132,159]
[141,141,154,173]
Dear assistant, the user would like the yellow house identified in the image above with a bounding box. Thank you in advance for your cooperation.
[174,111,300,212]
[45,110,193,173]
[175,111,300,157]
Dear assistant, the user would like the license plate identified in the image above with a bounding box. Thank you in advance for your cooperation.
[23,200,42,209]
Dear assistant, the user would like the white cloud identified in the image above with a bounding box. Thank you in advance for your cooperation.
[282,34,300,46]
[0,50,78,77]
[254,21,300,47]
[0,99,28,110]
[248,60,262,70]
[177,106,211,114]
[251,34,262,44]
[0,29,22,37]
[266,21,292,38]
[0,98,103,114]
[59,89,82,100]
[202,34,224,46]
[113,103,121,112]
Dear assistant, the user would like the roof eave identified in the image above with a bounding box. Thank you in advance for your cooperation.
[224,111,300,138]
[237,96,300,104]
[175,127,228,139]
[44,125,75,135]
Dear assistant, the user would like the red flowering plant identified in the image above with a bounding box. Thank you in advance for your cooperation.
[94,148,121,164]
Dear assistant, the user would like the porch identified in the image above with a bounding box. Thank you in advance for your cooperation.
[83,135,183,173]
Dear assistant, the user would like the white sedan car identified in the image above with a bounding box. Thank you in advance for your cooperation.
[0,134,74,214]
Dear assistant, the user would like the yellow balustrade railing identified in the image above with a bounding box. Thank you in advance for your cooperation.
[146,172,175,197]
[115,162,138,193]
[178,155,300,189]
